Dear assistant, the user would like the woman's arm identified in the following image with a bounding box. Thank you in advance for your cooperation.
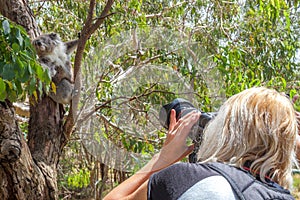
[103,110,200,200]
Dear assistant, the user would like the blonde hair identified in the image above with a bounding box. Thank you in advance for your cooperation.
[198,87,298,189]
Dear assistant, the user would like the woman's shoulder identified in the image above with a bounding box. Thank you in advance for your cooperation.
[148,162,236,200]
[156,162,219,179]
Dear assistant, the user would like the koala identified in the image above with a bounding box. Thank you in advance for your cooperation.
[32,33,78,104]
[49,63,75,104]
[48,79,74,104]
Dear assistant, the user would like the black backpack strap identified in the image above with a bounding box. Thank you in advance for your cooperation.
[207,162,295,200]
[207,163,253,200]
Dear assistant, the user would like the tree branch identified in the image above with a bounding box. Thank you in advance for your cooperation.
[63,0,115,140]
[89,0,115,34]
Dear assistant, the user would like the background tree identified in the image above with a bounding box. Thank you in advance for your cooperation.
[0,0,299,200]
[0,0,113,199]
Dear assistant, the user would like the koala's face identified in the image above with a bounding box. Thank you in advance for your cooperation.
[32,33,61,56]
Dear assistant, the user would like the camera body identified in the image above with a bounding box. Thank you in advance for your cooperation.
[159,98,216,162]
[159,98,216,140]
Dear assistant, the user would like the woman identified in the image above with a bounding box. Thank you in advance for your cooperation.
[104,87,299,200]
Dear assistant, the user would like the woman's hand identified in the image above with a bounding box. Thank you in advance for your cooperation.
[155,109,200,168]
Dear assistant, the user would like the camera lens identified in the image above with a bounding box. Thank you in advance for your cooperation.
[159,98,197,130]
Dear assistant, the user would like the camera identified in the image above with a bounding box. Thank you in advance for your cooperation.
[159,98,216,140]
[159,98,216,162]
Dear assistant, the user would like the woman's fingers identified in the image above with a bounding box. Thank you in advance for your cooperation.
[164,109,177,146]
[164,110,200,150]
[174,111,200,139]
[172,111,200,132]
[168,109,176,132]
[165,111,200,149]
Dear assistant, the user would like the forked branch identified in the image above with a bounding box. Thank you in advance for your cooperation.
[63,0,115,140]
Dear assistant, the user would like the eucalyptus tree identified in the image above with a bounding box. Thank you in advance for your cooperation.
[0,0,299,199]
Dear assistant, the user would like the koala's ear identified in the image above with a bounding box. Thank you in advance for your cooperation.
[49,33,58,40]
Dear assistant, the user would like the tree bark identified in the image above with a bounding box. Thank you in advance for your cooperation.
[0,101,55,199]
[0,0,40,38]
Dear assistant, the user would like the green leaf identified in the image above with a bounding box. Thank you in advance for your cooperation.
[18,64,30,82]
[2,20,10,35]
[0,78,6,101]
[281,77,286,89]
[35,64,46,80]
[15,80,23,95]
[7,88,17,102]
[0,62,5,75]
[2,64,15,80]
[12,43,20,52]
[28,63,33,74]
[16,58,25,77]
[37,80,43,97]
[16,29,24,46]
[29,77,37,95]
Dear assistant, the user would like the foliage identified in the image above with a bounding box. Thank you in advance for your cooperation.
[0,16,51,102]
[293,174,300,199]
[67,169,90,189]
[214,0,300,96]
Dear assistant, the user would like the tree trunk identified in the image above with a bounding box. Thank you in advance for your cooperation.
[0,0,40,38]
[0,100,59,199]
[0,0,66,199]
